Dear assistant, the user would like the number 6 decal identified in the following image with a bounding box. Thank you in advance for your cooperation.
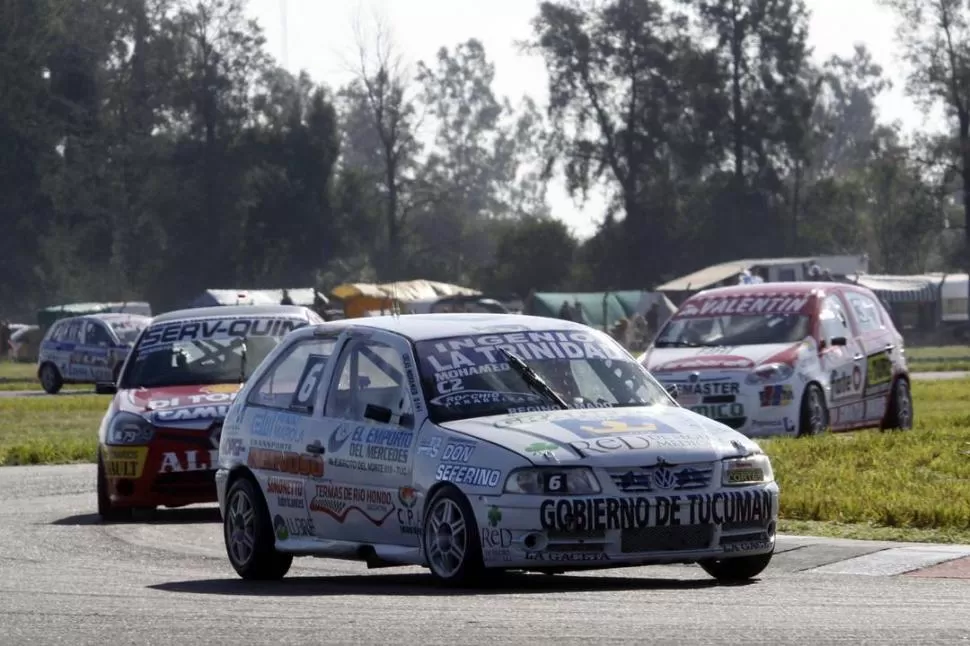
[291,354,329,408]
[548,474,563,491]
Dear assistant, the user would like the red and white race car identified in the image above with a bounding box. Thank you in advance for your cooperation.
[95,305,323,519]
[640,282,913,438]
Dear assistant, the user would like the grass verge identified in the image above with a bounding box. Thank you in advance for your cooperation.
[759,378,970,544]
[0,395,109,466]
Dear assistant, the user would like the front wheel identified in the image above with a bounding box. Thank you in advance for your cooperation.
[882,378,913,430]
[422,486,484,586]
[224,476,293,580]
[798,383,828,437]
[699,552,773,582]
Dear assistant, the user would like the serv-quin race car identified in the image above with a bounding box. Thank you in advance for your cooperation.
[216,313,778,587]
[37,313,151,394]
[640,281,913,438]
[95,305,324,520]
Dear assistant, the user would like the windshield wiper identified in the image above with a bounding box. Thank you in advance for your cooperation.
[498,348,569,410]
[654,340,718,348]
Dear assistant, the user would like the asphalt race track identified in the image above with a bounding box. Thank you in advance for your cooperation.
[1,465,970,645]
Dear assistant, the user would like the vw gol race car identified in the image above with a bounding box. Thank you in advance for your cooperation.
[96,305,324,520]
[216,313,779,587]
[640,282,913,438]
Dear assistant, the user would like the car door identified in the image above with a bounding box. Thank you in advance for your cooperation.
[61,320,86,381]
[81,320,115,382]
[843,290,896,423]
[312,329,420,546]
[241,331,343,542]
[817,292,866,428]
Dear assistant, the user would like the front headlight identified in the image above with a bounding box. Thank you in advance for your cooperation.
[106,412,154,445]
[722,454,774,486]
[504,468,601,495]
[745,362,794,385]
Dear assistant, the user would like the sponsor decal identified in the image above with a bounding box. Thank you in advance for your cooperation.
[750,418,796,433]
[759,384,794,407]
[688,402,745,419]
[138,317,307,353]
[267,476,305,509]
[348,426,412,465]
[723,540,773,554]
[309,484,396,525]
[153,404,231,423]
[327,422,356,453]
[676,295,811,318]
[224,437,246,457]
[865,351,893,394]
[830,365,863,401]
[524,442,559,455]
[149,392,237,409]
[103,446,148,478]
[525,552,610,562]
[439,440,476,464]
[402,353,425,415]
[539,490,774,531]
[274,513,314,540]
[481,527,513,548]
[250,409,305,444]
[200,384,240,395]
[434,464,502,488]
[675,380,740,399]
[483,548,513,563]
[397,486,421,536]
[487,505,502,527]
[655,356,756,372]
[571,433,711,456]
[553,416,660,437]
[416,436,441,457]
[248,447,324,478]
[831,396,886,426]
[326,456,410,476]
[159,449,218,473]
[724,461,765,484]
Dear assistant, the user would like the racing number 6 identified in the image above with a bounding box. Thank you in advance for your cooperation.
[296,361,325,404]
[547,474,564,492]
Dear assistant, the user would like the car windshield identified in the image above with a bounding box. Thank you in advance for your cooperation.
[656,293,815,347]
[110,321,147,345]
[413,329,672,424]
[121,315,308,389]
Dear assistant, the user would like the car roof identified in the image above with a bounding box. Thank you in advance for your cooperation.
[306,313,600,342]
[150,305,312,324]
[53,313,152,325]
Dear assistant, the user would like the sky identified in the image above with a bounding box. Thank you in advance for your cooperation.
[245,0,948,239]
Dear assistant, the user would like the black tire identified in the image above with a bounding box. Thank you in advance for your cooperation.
[699,551,773,582]
[97,453,132,521]
[798,383,828,437]
[224,475,293,580]
[422,485,485,587]
[882,377,913,430]
[39,363,63,395]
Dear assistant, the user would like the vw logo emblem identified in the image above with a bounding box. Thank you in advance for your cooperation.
[688,372,700,383]
[652,466,677,490]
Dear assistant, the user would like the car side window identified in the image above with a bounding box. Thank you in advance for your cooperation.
[47,322,65,342]
[845,292,884,333]
[64,321,82,343]
[84,321,113,346]
[247,337,339,413]
[819,295,850,343]
[325,339,413,428]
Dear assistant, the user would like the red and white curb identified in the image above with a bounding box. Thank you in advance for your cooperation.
[775,535,970,579]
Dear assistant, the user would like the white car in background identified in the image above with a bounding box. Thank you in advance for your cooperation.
[37,314,152,394]
[641,282,913,438]
[216,313,778,587]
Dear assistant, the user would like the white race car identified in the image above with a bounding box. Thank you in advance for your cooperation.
[216,313,778,587]
[640,281,913,438]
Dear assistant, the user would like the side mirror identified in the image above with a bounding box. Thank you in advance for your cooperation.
[363,403,392,424]
[664,383,679,399]
[830,336,848,347]
[95,383,117,395]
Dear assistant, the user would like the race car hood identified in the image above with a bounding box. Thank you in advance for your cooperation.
[118,383,242,428]
[439,405,762,467]
[644,342,801,373]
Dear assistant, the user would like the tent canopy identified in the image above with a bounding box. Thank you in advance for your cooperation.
[331,280,480,318]
[37,301,152,328]
[188,288,328,309]
[847,274,940,303]
[525,291,675,329]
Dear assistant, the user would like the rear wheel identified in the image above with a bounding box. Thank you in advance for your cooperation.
[224,475,293,580]
[797,384,828,437]
[97,453,132,521]
[882,378,913,430]
[39,363,62,394]
[699,552,773,582]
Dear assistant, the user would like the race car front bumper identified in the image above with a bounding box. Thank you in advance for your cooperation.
[100,440,219,510]
[472,484,779,569]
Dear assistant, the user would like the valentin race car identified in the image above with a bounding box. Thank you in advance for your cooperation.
[216,313,778,586]
[96,305,324,519]
[640,281,913,438]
